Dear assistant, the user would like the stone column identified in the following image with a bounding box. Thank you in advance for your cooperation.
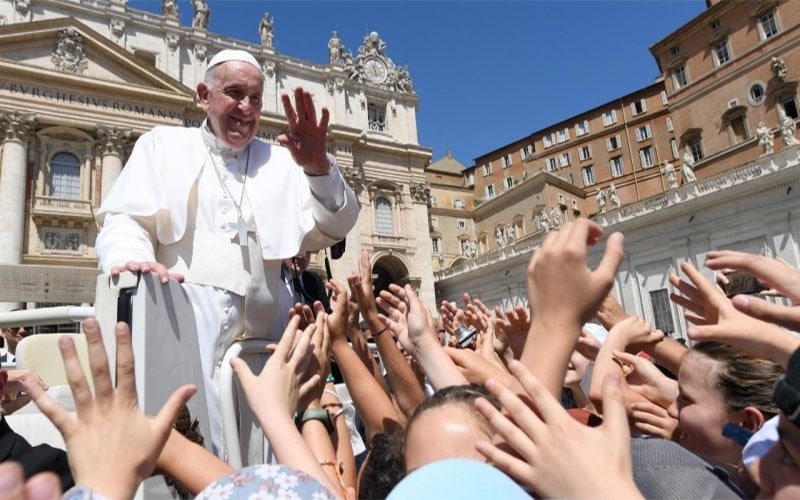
[96,125,131,202]
[0,111,36,264]
[0,111,36,312]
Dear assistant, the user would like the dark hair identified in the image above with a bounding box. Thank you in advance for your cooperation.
[690,341,781,419]
[407,384,501,436]
[358,426,405,499]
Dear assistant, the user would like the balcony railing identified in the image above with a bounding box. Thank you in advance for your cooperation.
[32,197,93,219]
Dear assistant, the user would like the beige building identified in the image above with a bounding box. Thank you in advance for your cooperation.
[0,0,434,318]
[433,0,800,338]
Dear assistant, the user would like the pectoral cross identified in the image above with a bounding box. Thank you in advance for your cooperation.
[228,216,255,247]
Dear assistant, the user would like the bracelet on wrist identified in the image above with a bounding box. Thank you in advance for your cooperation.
[295,408,335,434]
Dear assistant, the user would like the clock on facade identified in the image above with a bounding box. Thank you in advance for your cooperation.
[363,57,388,83]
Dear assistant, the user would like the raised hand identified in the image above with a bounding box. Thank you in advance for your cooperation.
[596,292,629,330]
[670,260,799,368]
[608,316,663,349]
[475,362,642,499]
[630,399,679,440]
[612,350,677,409]
[325,279,349,344]
[232,314,318,421]
[494,304,529,359]
[527,219,624,329]
[22,319,195,500]
[523,219,624,399]
[277,87,331,175]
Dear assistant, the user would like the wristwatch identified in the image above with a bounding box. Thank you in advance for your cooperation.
[295,408,335,434]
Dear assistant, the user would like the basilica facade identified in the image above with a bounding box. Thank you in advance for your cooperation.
[0,0,434,315]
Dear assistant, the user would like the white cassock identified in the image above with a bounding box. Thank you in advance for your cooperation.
[95,122,359,456]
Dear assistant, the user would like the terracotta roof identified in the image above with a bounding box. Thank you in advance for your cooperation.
[428,149,467,175]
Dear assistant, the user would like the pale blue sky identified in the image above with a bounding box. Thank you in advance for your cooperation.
[129,0,706,166]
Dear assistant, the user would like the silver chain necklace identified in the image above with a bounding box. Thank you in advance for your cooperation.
[207,144,254,246]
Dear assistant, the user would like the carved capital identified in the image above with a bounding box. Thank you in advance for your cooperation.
[96,125,132,156]
[324,76,345,95]
[0,110,36,143]
[409,181,430,203]
[14,0,30,16]
[342,164,365,195]
[166,33,180,52]
[262,61,275,78]
[109,18,125,39]
[194,44,207,63]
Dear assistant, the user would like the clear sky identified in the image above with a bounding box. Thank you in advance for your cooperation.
[129,0,707,166]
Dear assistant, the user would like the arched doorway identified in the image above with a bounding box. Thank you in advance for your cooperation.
[371,253,411,298]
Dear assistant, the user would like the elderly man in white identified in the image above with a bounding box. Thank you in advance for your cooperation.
[95,49,359,455]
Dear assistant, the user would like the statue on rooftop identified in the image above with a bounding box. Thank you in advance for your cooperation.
[259,12,274,48]
[328,31,344,65]
[756,122,775,155]
[192,0,210,29]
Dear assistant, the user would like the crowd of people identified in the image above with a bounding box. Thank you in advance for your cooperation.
[1,46,799,498]
[0,220,799,498]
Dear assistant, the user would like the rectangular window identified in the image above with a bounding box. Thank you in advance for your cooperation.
[559,152,571,167]
[713,39,731,66]
[464,172,475,187]
[607,135,622,151]
[631,99,647,115]
[729,117,748,145]
[375,198,393,235]
[575,120,589,136]
[546,158,558,172]
[431,237,440,254]
[602,110,617,126]
[673,65,688,89]
[666,117,674,132]
[429,194,438,206]
[650,289,675,334]
[485,184,496,199]
[688,137,704,162]
[670,46,681,56]
[453,198,465,209]
[368,103,386,132]
[639,146,656,168]
[501,154,512,168]
[457,219,467,230]
[635,124,652,142]
[581,165,596,186]
[661,90,669,106]
[483,163,493,176]
[760,11,779,40]
[610,156,625,177]
[556,128,570,143]
[520,144,533,159]
[579,145,592,161]
[505,177,514,190]
[671,139,679,159]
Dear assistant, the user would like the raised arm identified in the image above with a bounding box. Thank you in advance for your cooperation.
[379,284,468,391]
[232,314,343,497]
[521,220,624,399]
[332,282,402,439]
[670,260,800,369]
[350,251,425,418]
[21,319,195,500]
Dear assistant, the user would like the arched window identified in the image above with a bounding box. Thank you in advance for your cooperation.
[49,152,81,199]
[375,196,393,235]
